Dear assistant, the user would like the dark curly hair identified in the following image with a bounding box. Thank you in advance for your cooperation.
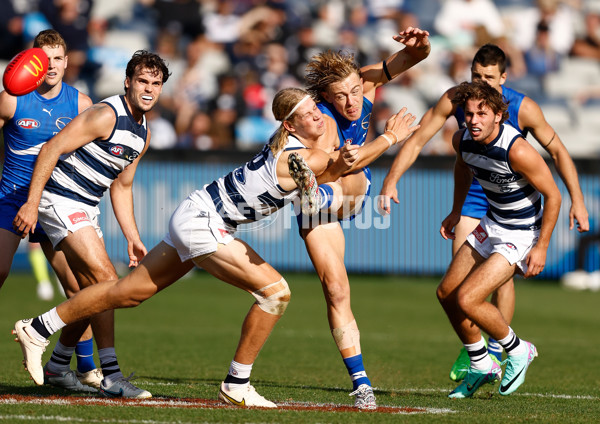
[451,80,509,124]
[124,50,171,92]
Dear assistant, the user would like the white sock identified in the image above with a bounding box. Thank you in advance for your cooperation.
[465,336,493,371]
[224,360,252,391]
[498,327,526,356]
[228,360,253,380]
[32,307,66,341]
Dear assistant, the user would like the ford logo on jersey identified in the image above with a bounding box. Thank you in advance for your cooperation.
[110,145,124,156]
[16,118,40,129]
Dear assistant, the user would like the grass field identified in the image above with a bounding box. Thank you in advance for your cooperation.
[1,271,599,423]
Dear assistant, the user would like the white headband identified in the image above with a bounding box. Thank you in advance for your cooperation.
[284,95,310,120]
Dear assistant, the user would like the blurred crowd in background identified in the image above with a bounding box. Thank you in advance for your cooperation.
[2,0,600,156]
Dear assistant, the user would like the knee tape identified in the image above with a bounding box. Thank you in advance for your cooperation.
[332,320,361,357]
[251,278,291,316]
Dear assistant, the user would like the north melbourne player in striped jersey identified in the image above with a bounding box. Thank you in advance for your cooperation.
[437,81,561,398]
[13,50,170,399]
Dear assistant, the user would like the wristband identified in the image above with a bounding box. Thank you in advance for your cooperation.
[384,130,398,145]
[381,132,394,146]
[382,59,392,81]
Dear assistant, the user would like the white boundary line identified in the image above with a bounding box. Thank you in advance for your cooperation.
[394,387,599,400]
[0,396,455,415]
[138,382,600,401]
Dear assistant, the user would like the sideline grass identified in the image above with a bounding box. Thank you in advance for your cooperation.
[1,271,599,423]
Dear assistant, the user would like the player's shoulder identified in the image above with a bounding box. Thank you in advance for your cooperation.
[78,91,93,110]
[516,95,544,126]
[0,90,18,119]
[77,101,117,127]
[508,134,535,161]
[433,86,457,115]
[452,127,467,149]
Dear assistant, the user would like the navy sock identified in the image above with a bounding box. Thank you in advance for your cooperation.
[31,317,51,339]
[224,374,249,385]
[343,354,371,390]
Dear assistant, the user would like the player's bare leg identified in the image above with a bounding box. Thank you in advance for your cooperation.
[438,244,502,398]
[199,238,287,408]
[335,171,368,219]
[454,216,512,360]
[53,227,149,397]
[302,221,376,409]
[0,229,21,290]
[40,240,102,387]
[437,243,485,342]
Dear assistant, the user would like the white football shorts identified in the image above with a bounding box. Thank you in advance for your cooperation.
[163,190,235,262]
[466,214,540,274]
[38,191,103,248]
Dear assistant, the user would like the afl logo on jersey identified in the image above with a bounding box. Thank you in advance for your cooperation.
[110,145,124,156]
[17,118,40,129]
[361,113,371,130]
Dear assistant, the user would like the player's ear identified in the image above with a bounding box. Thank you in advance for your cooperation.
[495,112,502,125]
[124,77,131,90]
[321,90,332,103]
[283,120,295,133]
[500,72,507,85]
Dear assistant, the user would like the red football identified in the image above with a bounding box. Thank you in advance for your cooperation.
[2,48,48,96]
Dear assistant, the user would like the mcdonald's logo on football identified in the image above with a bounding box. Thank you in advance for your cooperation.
[24,54,45,77]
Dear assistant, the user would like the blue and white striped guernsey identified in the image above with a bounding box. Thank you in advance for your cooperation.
[44,95,147,207]
[196,135,306,227]
[460,123,542,230]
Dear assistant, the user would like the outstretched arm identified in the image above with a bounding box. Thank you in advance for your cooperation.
[361,27,430,100]
[379,89,456,214]
[316,108,420,184]
[519,97,588,233]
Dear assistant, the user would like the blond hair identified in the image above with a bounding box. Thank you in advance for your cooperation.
[305,50,361,101]
[269,87,311,155]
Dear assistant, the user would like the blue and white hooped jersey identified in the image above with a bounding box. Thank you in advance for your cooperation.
[455,85,528,217]
[198,136,306,226]
[460,123,542,230]
[1,83,79,201]
[44,95,147,207]
[317,97,373,148]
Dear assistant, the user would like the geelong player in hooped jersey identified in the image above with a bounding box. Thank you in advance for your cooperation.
[13,50,170,399]
[438,81,561,398]
[0,29,106,392]
[379,43,588,380]
[13,88,416,408]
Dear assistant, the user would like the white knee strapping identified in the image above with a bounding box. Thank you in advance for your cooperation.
[251,278,291,316]
[331,319,361,356]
